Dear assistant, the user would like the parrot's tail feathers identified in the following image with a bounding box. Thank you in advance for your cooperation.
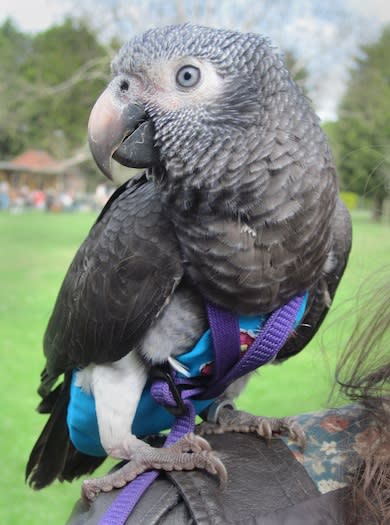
[26,378,71,489]
[26,375,106,489]
[37,382,63,413]
[59,448,106,483]
[38,367,58,400]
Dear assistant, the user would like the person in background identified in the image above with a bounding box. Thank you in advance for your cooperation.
[32,188,46,210]
[0,180,9,210]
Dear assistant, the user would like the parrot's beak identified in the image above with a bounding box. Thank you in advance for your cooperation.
[88,88,159,180]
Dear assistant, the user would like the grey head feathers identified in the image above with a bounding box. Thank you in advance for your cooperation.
[112,24,317,202]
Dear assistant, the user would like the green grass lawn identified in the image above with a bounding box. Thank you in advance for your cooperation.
[0,209,389,524]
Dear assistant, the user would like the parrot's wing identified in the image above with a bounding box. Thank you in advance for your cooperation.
[277,198,352,360]
[41,173,183,394]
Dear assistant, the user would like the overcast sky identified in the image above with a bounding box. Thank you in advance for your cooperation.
[1,0,389,120]
[1,0,390,34]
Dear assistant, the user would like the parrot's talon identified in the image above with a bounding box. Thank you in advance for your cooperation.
[197,407,306,449]
[81,433,226,501]
[82,481,100,502]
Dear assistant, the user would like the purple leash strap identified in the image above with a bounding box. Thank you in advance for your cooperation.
[98,381,203,525]
[98,293,305,524]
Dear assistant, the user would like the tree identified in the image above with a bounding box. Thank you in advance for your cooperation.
[284,51,309,94]
[0,17,111,160]
[22,18,110,157]
[333,26,390,220]
[0,19,33,157]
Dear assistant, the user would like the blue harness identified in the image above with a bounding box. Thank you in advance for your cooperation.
[67,294,308,457]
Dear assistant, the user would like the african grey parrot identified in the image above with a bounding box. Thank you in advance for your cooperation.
[26,24,352,499]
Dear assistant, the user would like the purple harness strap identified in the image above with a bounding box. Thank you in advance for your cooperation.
[98,294,305,525]
[200,294,304,400]
[98,385,200,525]
[206,302,240,381]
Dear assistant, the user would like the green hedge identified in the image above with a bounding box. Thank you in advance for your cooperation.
[340,191,358,211]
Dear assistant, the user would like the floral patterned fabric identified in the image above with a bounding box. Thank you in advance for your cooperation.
[281,404,372,493]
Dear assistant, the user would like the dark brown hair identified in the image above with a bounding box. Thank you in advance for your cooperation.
[336,276,390,524]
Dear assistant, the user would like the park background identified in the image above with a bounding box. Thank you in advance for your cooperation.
[0,1,389,523]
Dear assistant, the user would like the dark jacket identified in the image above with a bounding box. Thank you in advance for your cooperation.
[67,432,346,525]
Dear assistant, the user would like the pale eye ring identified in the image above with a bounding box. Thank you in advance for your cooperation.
[176,65,201,88]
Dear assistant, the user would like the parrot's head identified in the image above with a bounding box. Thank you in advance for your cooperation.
[88,24,300,189]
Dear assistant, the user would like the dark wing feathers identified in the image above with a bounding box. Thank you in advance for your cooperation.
[29,174,184,487]
[30,174,184,486]
[42,173,183,384]
[278,198,352,360]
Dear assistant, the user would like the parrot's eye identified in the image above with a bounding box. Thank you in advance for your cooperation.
[176,65,201,88]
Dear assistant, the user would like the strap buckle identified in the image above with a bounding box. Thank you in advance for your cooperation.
[149,365,188,417]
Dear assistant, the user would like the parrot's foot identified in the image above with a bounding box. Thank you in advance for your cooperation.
[82,432,226,501]
[197,406,306,448]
